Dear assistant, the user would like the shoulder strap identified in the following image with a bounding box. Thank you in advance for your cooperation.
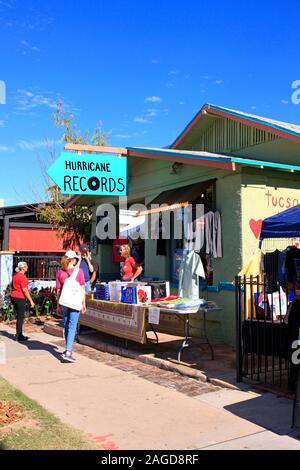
[70,267,80,280]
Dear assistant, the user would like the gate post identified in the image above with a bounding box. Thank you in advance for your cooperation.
[235,275,243,382]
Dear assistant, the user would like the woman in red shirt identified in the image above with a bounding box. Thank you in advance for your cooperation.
[119,244,143,281]
[11,261,35,342]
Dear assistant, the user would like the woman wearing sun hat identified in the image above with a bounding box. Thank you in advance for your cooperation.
[56,250,86,362]
[11,261,35,342]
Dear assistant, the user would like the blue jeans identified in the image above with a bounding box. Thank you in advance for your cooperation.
[61,306,80,352]
[85,280,91,294]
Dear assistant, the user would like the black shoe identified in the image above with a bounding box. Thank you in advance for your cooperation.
[17,334,29,342]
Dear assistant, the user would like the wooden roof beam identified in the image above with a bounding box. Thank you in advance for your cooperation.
[64,144,128,155]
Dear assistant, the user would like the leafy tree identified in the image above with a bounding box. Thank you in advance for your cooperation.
[36,100,110,249]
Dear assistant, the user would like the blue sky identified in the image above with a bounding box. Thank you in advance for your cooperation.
[1,0,300,205]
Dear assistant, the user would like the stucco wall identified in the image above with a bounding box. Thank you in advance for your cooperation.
[191,172,242,346]
[241,168,300,263]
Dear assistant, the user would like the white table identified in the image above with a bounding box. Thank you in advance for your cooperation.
[150,303,222,362]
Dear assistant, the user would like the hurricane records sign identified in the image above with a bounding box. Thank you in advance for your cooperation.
[47,151,127,196]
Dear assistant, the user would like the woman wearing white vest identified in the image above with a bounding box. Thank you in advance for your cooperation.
[56,250,86,362]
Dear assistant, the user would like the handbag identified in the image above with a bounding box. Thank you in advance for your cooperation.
[59,268,85,311]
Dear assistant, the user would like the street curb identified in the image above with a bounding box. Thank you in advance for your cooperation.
[78,334,209,383]
[43,321,236,389]
[43,321,64,338]
[208,378,239,390]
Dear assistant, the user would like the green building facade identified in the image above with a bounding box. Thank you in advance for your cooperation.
[71,104,300,345]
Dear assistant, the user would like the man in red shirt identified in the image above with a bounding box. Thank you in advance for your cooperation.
[11,261,35,342]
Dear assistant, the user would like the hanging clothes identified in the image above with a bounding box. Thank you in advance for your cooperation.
[213,211,222,258]
[263,250,280,284]
[239,249,264,319]
[204,211,214,256]
[184,210,222,258]
[239,249,264,278]
[184,216,205,252]
[285,246,300,283]
[112,237,129,263]
[262,249,287,286]
[178,250,205,299]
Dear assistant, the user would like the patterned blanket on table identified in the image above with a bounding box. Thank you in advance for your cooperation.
[83,299,147,344]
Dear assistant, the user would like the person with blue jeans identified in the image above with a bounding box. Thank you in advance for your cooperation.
[56,250,86,362]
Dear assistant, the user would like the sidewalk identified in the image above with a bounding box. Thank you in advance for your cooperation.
[1,323,300,449]
[44,319,238,389]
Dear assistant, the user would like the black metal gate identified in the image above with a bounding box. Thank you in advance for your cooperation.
[13,255,61,280]
[235,275,297,391]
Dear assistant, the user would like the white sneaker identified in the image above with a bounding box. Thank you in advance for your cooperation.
[61,351,75,363]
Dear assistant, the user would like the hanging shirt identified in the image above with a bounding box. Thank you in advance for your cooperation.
[285,246,300,283]
[178,250,205,299]
[112,237,129,263]
[204,211,214,255]
[263,250,279,284]
[213,211,222,258]
[184,217,205,252]
[239,249,264,278]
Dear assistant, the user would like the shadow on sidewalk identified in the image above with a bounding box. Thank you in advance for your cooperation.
[77,328,238,387]
[224,392,300,441]
[1,330,64,362]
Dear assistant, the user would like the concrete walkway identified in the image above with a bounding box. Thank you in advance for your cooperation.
[1,324,300,450]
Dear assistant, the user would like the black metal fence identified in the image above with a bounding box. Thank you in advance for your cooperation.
[235,276,299,391]
[13,255,61,280]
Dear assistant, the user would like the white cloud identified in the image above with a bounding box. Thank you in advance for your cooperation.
[15,89,58,111]
[0,145,14,152]
[146,108,158,117]
[168,70,180,75]
[0,0,14,8]
[151,59,160,64]
[250,106,257,110]
[215,80,223,85]
[0,120,4,127]
[179,101,185,105]
[20,39,40,52]
[114,134,130,139]
[281,99,289,105]
[134,117,147,123]
[145,96,162,103]
[18,139,61,151]
[203,75,209,80]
